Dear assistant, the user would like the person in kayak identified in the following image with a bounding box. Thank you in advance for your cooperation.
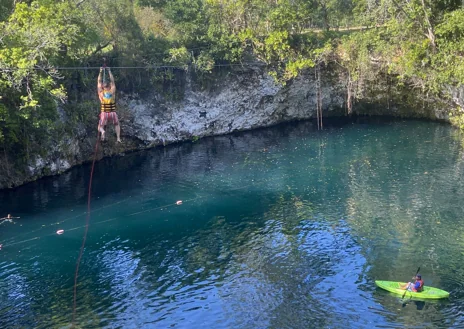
[400,274,424,292]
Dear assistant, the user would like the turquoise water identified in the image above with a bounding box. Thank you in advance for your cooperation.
[1,118,464,328]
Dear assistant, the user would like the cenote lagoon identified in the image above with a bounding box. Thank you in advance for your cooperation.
[1,118,464,328]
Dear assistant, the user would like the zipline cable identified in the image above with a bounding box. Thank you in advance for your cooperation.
[0,62,267,71]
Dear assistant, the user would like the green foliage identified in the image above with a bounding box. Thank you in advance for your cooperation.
[167,47,190,69]
[194,52,215,73]
[0,1,86,162]
[334,1,464,122]
[0,0,13,22]
[1,1,80,102]
[164,0,207,44]
[433,9,464,87]
[449,110,464,130]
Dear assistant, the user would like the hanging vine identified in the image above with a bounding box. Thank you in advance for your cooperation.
[347,70,354,115]
[315,63,323,130]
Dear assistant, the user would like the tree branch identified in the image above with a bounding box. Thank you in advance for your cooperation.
[92,42,111,56]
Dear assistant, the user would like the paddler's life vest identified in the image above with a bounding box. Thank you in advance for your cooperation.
[416,279,424,291]
[100,90,116,112]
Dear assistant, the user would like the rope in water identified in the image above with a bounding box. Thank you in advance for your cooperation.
[2,196,202,247]
[72,131,100,326]
[2,170,277,248]
[0,197,134,247]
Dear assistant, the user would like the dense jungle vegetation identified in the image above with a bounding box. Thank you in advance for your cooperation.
[1,0,464,168]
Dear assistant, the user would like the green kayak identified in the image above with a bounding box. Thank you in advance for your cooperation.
[375,280,449,299]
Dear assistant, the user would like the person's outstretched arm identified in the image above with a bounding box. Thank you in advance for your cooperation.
[108,68,116,93]
[97,68,104,91]
[97,68,104,102]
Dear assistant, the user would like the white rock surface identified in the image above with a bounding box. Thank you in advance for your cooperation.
[127,69,343,147]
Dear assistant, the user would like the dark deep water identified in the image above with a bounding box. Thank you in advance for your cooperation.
[1,118,464,328]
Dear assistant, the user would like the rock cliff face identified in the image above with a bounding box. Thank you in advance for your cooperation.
[125,68,345,147]
[0,66,455,189]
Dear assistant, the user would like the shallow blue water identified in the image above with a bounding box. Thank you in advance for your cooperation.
[1,118,464,328]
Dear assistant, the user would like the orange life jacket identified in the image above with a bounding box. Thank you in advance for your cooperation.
[416,279,424,291]
[100,91,116,112]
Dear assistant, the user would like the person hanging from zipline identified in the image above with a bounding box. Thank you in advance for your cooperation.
[97,65,121,143]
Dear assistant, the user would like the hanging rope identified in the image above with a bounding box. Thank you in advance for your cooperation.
[347,71,353,115]
[315,64,323,130]
[71,56,110,325]
[71,131,100,326]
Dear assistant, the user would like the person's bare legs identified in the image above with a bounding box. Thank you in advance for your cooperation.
[115,124,121,142]
[400,282,412,290]
[98,124,106,141]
